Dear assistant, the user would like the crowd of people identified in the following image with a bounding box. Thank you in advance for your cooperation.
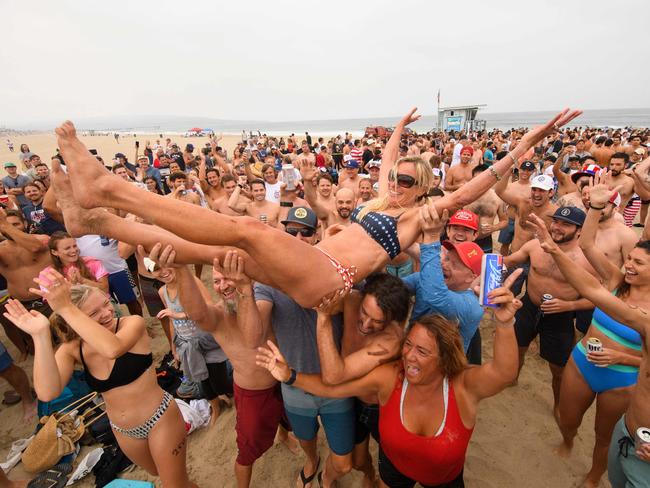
[0,107,649,488]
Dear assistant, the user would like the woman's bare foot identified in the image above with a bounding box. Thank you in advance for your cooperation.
[54,121,121,209]
[51,160,107,237]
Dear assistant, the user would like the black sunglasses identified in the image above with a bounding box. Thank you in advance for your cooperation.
[388,169,417,189]
[285,227,315,237]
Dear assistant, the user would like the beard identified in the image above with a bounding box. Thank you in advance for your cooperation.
[552,228,578,244]
[337,208,351,218]
[223,298,238,314]
[610,169,621,176]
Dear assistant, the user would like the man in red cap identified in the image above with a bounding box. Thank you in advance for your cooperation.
[444,146,475,191]
[403,207,484,365]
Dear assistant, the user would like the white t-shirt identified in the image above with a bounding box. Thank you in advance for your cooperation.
[265,181,282,203]
[451,143,463,166]
[76,235,128,274]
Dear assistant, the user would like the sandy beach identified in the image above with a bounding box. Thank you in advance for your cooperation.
[0,295,605,488]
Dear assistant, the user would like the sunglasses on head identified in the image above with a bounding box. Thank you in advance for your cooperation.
[285,227,315,237]
[388,169,417,189]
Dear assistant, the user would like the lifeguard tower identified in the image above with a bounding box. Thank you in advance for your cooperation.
[437,104,487,132]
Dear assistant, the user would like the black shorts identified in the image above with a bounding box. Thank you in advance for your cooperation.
[139,275,165,317]
[514,293,575,366]
[575,308,594,335]
[354,399,379,445]
[378,447,464,488]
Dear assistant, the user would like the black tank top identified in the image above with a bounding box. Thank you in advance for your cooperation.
[79,318,153,393]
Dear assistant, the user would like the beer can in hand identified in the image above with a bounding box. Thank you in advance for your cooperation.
[479,253,503,308]
[542,294,553,303]
[636,427,650,453]
[586,337,603,353]
[259,214,268,224]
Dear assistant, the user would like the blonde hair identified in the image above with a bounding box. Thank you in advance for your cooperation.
[357,156,434,219]
[413,314,467,378]
[49,285,97,343]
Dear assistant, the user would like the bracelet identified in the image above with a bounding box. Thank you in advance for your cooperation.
[284,368,297,385]
[508,153,517,165]
[280,201,294,207]
[488,166,501,181]
[589,204,605,210]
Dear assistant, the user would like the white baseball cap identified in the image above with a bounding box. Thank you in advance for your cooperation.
[531,174,555,191]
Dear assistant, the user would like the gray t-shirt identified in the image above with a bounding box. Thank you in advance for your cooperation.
[2,174,32,207]
[254,283,343,375]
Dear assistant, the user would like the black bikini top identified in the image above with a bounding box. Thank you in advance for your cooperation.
[351,207,402,259]
[79,318,153,393]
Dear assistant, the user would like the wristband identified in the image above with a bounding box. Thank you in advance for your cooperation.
[589,204,605,210]
[280,201,294,208]
[284,368,297,385]
[489,166,501,181]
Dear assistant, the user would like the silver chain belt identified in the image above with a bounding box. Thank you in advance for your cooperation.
[110,391,173,439]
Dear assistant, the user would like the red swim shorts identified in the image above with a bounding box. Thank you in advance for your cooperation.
[234,382,289,466]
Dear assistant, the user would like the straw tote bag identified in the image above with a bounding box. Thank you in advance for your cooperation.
[22,392,106,473]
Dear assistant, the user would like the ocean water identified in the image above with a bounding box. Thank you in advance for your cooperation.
[65,107,650,136]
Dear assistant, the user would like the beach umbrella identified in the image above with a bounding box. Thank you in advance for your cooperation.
[189,127,202,132]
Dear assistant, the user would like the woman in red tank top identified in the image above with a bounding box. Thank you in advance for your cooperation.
[257,270,525,487]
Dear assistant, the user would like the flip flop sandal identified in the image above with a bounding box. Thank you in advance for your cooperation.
[27,463,73,488]
[298,457,320,488]
[2,391,21,405]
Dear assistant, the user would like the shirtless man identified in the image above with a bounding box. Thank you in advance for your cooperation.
[211,174,248,216]
[149,245,297,488]
[444,146,475,191]
[504,207,597,420]
[624,135,647,158]
[229,179,280,227]
[199,166,225,204]
[495,173,558,253]
[497,160,534,255]
[604,153,636,213]
[356,179,374,206]
[465,165,508,253]
[314,273,410,488]
[304,187,355,231]
[556,164,601,210]
[590,136,614,167]
[167,172,201,205]
[0,209,51,360]
[337,159,362,198]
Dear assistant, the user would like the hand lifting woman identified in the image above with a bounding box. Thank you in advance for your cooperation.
[54,108,581,308]
[2,270,197,488]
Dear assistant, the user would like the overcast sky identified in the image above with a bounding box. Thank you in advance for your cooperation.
[2,0,649,126]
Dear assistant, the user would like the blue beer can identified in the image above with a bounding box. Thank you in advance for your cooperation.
[479,253,503,308]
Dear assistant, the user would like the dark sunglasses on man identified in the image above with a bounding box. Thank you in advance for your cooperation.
[388,169,416,188]
[285,227,316,237]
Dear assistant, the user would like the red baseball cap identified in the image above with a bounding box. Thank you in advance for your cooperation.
[448,209,479,231]
[460,146,474,156]
[442,241,483,276]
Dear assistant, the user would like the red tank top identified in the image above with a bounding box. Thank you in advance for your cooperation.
[379,373,473,485]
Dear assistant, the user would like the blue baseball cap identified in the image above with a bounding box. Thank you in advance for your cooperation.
[345,160,360,169]
[552,206,586,227]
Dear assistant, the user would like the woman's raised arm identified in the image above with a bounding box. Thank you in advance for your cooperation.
[379,108,421,196]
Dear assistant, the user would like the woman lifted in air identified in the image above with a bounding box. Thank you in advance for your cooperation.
[55,108,581,308]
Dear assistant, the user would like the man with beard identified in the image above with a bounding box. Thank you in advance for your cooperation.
[243,207,355,488]
[302,166,355,229]
[0,209,51,360]
[229,179,280,227]
[604,153,635,216]
[504,207,598,421]
[312,273,411,488]
[148,245,297,488]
